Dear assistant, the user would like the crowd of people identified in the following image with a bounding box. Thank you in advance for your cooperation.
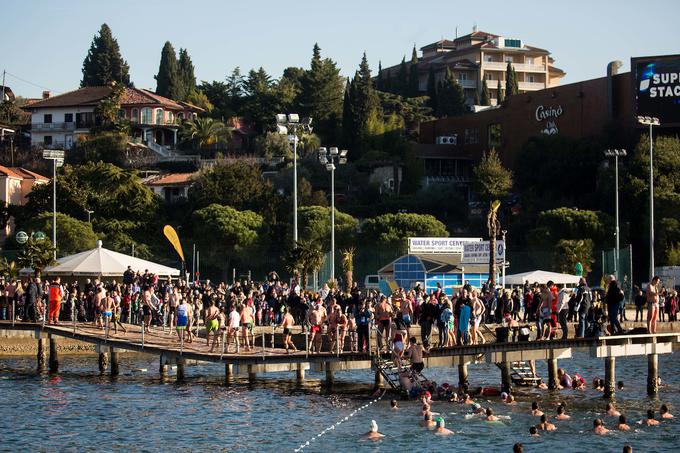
[0,268,670,353]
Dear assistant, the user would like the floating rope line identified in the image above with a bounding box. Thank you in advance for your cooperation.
[294,389,387,452]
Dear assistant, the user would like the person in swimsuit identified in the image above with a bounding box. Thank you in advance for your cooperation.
[617,415,630,430]
[471,290,486,344]
[392,332,405,369]
[205,300,220,349]
[405,337,425,373]
[374,296,394,352]
[307,302,326,353]
[361,420,385,441]
[241,301,255,351]
[647,276,660,334]
[102,289,115,334]
[176,298,189,342]
[592,418,610,434]
[606,402,621,417]
[432,417,453,435]
[660,404,674,419]
[278,306,298,353]
[537,414,556,431]
[336,306,348,353]
[347,312,358,352]
[555,405,570,420]
[640,409,660,426]
[227,305,240,353]
[111,290,127,334]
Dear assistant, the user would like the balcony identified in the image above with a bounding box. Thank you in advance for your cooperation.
[457,79,477,89]
[485,79,506,89]
[482,61,546,73]
[482,61,507,71]
[32,122,76,132]
[518,81,546,91]
[131,118,180,127]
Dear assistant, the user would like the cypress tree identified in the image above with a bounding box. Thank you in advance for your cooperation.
[155,41,182,100]
[397,56,408,96]
[384,69,392,93]
[505,62,519,97]
[178,48,196,100]
[436,68,465,117]
[480,79,490,106]
[376,61,383,91]
[341,80,353,148]
[408,46,420,97]
[346,53,379,158]
[496,79,504,104]
[81,23,132,87]
[300,43,344,139]
[426,66,437,112]
[473,90,480,106]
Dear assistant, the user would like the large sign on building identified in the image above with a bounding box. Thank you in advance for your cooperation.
[461,240,505,264]
[633,54,680,125]
[408,237,482,254]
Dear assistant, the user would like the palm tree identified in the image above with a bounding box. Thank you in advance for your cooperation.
[181,117,228,152]
[341,248,355,292]
[284,240,325,289]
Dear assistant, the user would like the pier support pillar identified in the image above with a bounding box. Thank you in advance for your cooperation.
[177,357,186,381]
[500,362,512,394]
[325,367,334,386]
[110,347,119,376]
[225,363,233,381]
[247,364,256,381]
[48,335,59,373]
[547,358,558,390]
[159,355,168,377]
[37,338,46,372]
[647,353,659,396]
[374,369,384,388]
[296,363,305,381]
[604,356,616,398]
[98,352,108,374]
[458,363,469,393]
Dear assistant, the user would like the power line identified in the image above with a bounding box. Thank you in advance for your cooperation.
[3,70,56,93]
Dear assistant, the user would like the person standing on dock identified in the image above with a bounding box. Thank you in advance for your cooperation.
[307,300,326,353]
[356,300,372,353]
[47,277,64,325]
[605,275,625,335]
[575,278,592,338]
[279,306,298,353]
[647,276,661,334]
[205,300,220,348]
[25,276,41,323]
[241,299,255,351]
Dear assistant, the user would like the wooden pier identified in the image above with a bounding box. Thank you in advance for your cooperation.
[1,321,677,397]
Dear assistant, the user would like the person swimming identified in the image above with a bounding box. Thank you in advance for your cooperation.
[390,399,398,410]
[617,415,630,431]
[592,418,610,435]
[432,417,453,435]
[555,405,570,420]
[640,409,660,426]
[485,407,499,421]
[606,403,621,417]
[537,414,556,431]
[470,403,485,415]
[420,412,436,429]
[660,404,674,419]
[362,420,385,440]
[529,426,540,437]
[531,401,544,417]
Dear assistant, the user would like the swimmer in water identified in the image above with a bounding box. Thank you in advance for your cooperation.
[593,378,604,391]
[640,409,660,426]
[513,443,523,453]
[537,414,556,431]
[606,403,621,417]
[617,415,630,431]
[531,401,544,417]
[505,394,516,405]
[623,445,632,453]
[592,418,610,435]
[420,403,430,416]
[555,405,570,420]
[390,400,398,410]
[660,404,674,419]
[617,380,625,391]
[432,417,453,435]
[471,403,485,415]
[362,420,385,441]
[529,426,540,437]
[485,407,499,421]
[535,378,548,390]
[462,393,474,404]
[420,412,436,429]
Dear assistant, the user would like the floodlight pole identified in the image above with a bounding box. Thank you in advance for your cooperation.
[292,123,298,245]
[52,159,56,260]
[637,116,660,280]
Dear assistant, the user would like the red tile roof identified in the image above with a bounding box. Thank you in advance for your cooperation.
[0,165,23,178]
[10,167,48,181]
[142,172,196,186]
[25,86,193,111]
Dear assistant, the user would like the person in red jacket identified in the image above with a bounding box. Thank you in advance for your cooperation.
[48,277,64,324]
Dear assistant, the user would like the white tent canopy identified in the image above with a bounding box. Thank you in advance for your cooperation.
[504,270,581,286]
[42,240,180,277]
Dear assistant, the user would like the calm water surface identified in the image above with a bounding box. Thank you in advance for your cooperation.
[0,351,678,452]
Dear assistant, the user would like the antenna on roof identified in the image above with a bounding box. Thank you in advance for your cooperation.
[455,26,458,39]
[473,23,478,33]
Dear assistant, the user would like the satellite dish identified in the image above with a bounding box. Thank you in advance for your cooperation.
[15,231,28,244]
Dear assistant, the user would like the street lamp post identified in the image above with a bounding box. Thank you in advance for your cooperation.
[42,149,64,260]
[275,114,313,247]
[604,148,627,281]
[85,209,94,223]
[637,116,660,280]
[318,147,348,284]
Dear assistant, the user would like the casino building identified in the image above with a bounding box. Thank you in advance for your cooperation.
[416,54,680,187]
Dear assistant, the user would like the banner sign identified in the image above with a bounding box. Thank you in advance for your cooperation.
[462,240,505,264]
[408,237,482,254]
[633,54,680,125]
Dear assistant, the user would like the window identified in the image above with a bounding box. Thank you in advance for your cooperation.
[485,55,493,62]
[458,72,467,81]
[485,73,495,81]
[488,123,503,148]
[155,108,164,125]
[131,108,138,123]
[141,107,152,124]
[525,57,534,65]
[168,111,174,124]
[44,136,52,145]
[44,114,52,123]
[464,128,480,145]
[118,109,126,118]
[64,113,73,123]
[504,39,522,48]
[528,75,536,83]
[504,55,514,63]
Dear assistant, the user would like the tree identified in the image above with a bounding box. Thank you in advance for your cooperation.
[192,203,263,270]
[505,62,519,97]
[300,44,344,140]
[155,41,182,100]
[341,248,355,292]
[555,239,595,275]
[480,79,490,106]
[473,149,513,203]
[91,82,128,134]
[188,160,274,213]
[242,67,280,133]
[408,46,420,97]
[254,131,292,162]
[426,66,437,113]
[17,237,55,273]
[72,132,127,166]
[81,24,132,87]
[178,48,197,99]
[361,212,448,247]
[496,79,504,104]
[297,205,358,249]
[529,207,610,248]
[344,53,380,159]
[181,117,228,151]
[184,89,214,113]
[27,212,98,257]
[396,57,408,96]
[436,68,465,117]
[284,240,325,289]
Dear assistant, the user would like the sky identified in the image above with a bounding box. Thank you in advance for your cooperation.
[2,0,680,98]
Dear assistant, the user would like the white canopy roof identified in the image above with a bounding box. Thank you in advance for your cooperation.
[504,269,581,286]
[42,240,180,277]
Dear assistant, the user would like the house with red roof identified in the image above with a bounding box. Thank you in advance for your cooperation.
[0,165,48,237]
[24,86,204,157]
[141,172,196,203]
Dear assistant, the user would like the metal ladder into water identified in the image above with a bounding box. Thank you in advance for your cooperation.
[480,323,541,386]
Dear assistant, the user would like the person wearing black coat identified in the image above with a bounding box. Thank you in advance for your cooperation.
[605,275,625,335]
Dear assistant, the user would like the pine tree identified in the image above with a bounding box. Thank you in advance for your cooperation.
[178,48,196,100]
[505,62,519,97]
[384,69,392,93]
[496,79,504,104]
[480,79,491,106]
[155,41,182,100]
[341,80,353,148]
[426,66,437,113]
[436,68,465,117]
[473,90,480,105]
[81,24,132,87]
[376,61,383,91]
[345,53,379,159]
[397,57,408,96]
[408,46,420,97]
